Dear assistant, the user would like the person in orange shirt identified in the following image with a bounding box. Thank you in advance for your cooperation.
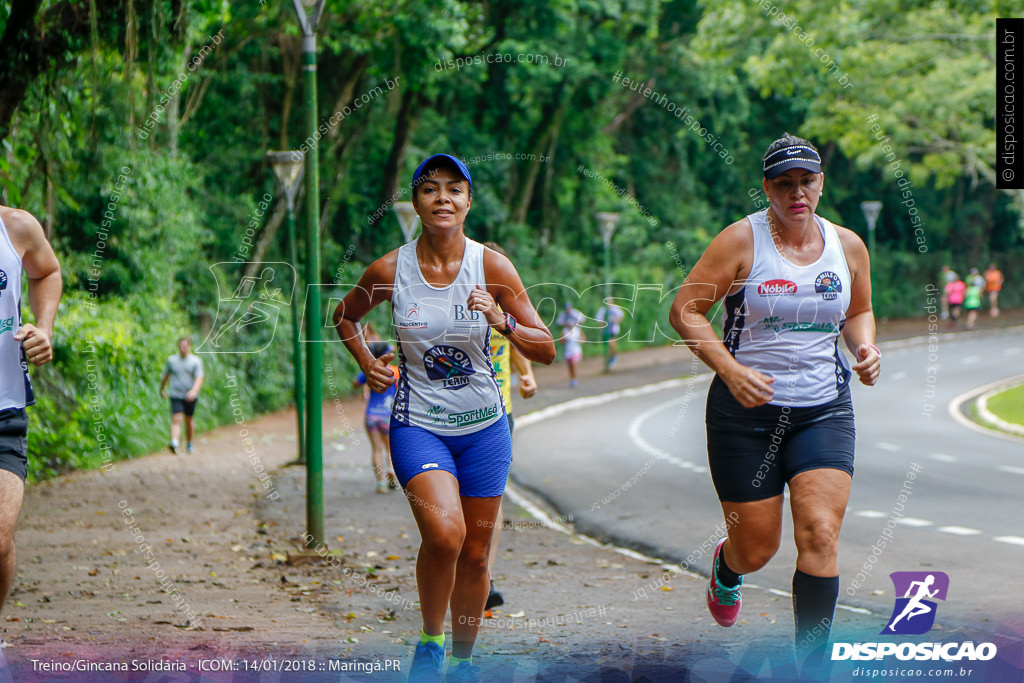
[984,263,1004,318]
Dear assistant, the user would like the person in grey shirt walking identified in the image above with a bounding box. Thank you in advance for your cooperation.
[159,336,204,454]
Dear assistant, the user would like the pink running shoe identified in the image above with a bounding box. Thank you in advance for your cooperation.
[707,538,743,627]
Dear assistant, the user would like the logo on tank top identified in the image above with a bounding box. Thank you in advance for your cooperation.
[0,269,6,299]
[423,345,476,390]
[757,279,797,296]
[396,301,428,329]
[814,271,843,300]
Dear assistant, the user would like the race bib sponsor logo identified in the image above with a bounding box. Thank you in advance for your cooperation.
[396,301,428,329]
[815,271,842,300]
[424,345,475,390]
[448,404,499,427]
[452,304,483,322]
[757,279,797,296]
[427,404,447,425]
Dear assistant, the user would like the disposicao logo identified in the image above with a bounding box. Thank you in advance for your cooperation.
[832,572,996,662]
[883,571,948,635]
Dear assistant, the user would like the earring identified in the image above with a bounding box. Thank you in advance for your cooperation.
[818,192,823,196]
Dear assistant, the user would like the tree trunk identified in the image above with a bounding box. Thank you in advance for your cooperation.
[510,85,572,225]
[378,87,420,214]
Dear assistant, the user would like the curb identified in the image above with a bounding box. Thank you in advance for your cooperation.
[976,377,1024,437]
[947,374,1024,444]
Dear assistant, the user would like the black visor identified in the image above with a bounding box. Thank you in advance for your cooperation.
[763,145,821,179]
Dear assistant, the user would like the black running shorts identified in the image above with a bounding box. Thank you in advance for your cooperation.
[170,398,198,417]
[0,408,29,482]
[705,376,855,503]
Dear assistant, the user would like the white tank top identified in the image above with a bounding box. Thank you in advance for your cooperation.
[721,210,852,407]
[0,215,34,411]
[391,237,503,433]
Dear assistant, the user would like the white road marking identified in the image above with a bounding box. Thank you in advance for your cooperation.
[516,377,699,429]
[928,453,957,462]
[937,526,982,536]
[627,399,707,474]
[854,511,887,519]
[894,517,933,527]
[997,465,1024,476]
[994,536,1024,547]
[1005,347,1023,356]
[962,355,981,364]
[888,371,908,381]
[876,442,901,452]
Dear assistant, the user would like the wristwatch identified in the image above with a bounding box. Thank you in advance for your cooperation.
[497,313,517,336]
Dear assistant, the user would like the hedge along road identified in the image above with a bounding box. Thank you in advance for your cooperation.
[511,326,1024,631]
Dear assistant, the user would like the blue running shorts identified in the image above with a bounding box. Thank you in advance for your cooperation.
[389,414,512,497]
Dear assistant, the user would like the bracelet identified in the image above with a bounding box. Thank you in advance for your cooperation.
[866,343,881,359]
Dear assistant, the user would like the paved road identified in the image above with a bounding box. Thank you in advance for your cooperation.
[512,327,1024,631]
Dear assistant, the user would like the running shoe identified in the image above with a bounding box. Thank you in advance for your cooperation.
[187,442,194,454]
[409,641,445,682]
[446,661,480,683]
[376,481,389,494]
[707,538,742,627]
[485,580,504,610]
[168,440,178,455]
[387,472,399,489]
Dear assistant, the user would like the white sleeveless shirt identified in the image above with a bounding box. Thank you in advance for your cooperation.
[720,210,852,407]
[391,237,504,433]
[0,215,35,411]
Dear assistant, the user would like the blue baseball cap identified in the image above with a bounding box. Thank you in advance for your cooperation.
[412,154,472,194]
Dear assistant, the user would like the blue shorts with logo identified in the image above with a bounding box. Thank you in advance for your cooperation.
[389,414,512,497]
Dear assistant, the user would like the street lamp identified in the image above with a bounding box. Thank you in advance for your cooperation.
[267,150,306,466]
[861,201,882,256]
[291,0,327,547]
[393,202,420,243]
[595,212,620,371]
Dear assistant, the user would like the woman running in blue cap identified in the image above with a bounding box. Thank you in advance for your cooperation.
[334,153,554,682]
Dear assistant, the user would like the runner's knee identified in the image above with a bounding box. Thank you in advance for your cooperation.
[729,539,778,572]
[421,518,465,561]
[795,519,839,557]
[455,537,491,573]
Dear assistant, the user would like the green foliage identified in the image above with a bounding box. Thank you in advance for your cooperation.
[2,1,1022,478]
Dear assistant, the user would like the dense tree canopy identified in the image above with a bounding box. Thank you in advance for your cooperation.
[0,0,1018,476]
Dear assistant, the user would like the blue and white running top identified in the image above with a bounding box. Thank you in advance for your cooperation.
[391,237,504,433]
[721,210,852,407]
[0,214,33,411]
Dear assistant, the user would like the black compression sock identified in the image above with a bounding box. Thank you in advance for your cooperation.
[715,545,742,588]
[792,569,838,657]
